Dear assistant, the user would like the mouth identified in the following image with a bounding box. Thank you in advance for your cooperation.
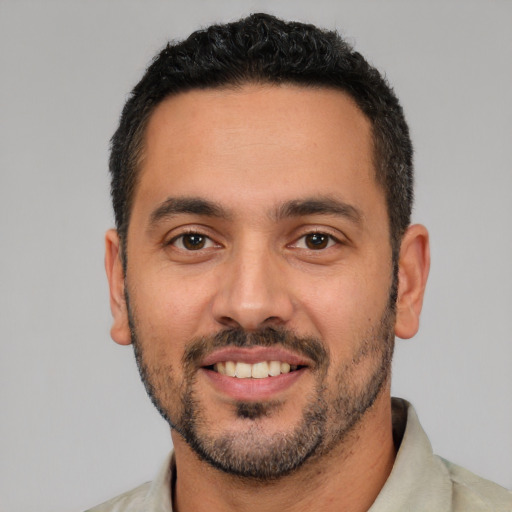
[205,360,305,379]
[198,347,310,401]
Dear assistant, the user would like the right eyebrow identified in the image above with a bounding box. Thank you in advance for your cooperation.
[149,196,232,227]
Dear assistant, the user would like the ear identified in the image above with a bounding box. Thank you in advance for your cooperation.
[105,229,132,345]
[394,224,430,339]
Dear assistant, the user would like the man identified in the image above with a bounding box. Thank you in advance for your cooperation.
[92,13,511,512]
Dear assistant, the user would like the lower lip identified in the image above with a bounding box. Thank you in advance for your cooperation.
[201,368,306,401]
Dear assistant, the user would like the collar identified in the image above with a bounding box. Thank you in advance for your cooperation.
[145,398,453,511]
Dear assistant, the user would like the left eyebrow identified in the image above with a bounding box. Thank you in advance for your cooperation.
[273,197,363,225]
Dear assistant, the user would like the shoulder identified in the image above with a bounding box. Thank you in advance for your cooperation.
[384,399,512,512]
[84,481,151,512]
[84,452,174,511]
[441,458,512,511]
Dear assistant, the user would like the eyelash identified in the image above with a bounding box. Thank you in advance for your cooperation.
[167,230,341,251]
[291,232,340,250]
[167,230,218,251]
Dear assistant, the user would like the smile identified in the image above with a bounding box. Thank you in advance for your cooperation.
[211,361,302,378]
[199,348,310,400]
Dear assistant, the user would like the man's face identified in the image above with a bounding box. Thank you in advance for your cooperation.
[113,85,397,479]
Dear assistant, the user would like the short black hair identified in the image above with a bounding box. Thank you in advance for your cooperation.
[110,13,413,262]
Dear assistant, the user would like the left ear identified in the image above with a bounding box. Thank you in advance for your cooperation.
[394,224,430,339]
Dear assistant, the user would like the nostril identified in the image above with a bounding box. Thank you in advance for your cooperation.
[216,315,287,331]
[262,316,285,326]
[217,316,242,329]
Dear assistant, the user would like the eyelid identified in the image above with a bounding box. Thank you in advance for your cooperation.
[171,234,217,250]
[290,231,340,252]
[164,226,222,249]
[288,227,347,249]
[291,233,338,250]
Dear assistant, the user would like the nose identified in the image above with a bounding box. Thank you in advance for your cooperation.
[211,244,294,331]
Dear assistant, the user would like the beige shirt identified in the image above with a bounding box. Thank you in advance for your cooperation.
[86,399,512,511]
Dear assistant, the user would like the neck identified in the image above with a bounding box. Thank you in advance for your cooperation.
[171,390,396,512]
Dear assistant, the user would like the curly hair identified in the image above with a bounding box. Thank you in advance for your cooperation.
[110,13,413,264]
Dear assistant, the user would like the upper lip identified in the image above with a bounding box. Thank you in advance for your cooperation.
[200,347,312,368]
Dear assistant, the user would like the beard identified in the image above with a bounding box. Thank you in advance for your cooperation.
[127,294,396,481]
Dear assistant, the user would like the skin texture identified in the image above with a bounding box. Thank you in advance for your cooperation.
[105,84,430,512]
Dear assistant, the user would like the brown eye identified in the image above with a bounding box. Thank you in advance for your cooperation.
[183,234,205,250]
[304,233,330,249]
[172,233,214,250]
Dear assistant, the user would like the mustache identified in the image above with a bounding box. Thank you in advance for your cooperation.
[182,327,329,369]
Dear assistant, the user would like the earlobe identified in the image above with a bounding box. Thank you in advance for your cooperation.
[105,229,132,345]
[394,224,430,340]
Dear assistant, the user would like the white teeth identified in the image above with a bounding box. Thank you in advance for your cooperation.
[235,362,252,378]
[251,361,269,378]
[225,361,236,377]
[268,360,281,377]
[212,360,300,378]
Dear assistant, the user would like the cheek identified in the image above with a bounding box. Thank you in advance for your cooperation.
[128,268,214,351]
[296,264,392,349]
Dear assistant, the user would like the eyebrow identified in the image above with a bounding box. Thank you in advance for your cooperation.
[148,195,363,228]
[149,197,232,226]
[273,197,363,225]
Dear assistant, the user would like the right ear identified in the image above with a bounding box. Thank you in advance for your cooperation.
[105,229,132,345]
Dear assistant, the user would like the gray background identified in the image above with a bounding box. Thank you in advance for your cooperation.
[1,1,511,511]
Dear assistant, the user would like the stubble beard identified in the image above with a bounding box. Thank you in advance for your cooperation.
[127,295,396,481]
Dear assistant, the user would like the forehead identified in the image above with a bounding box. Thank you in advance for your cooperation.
[134,84,380,218]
